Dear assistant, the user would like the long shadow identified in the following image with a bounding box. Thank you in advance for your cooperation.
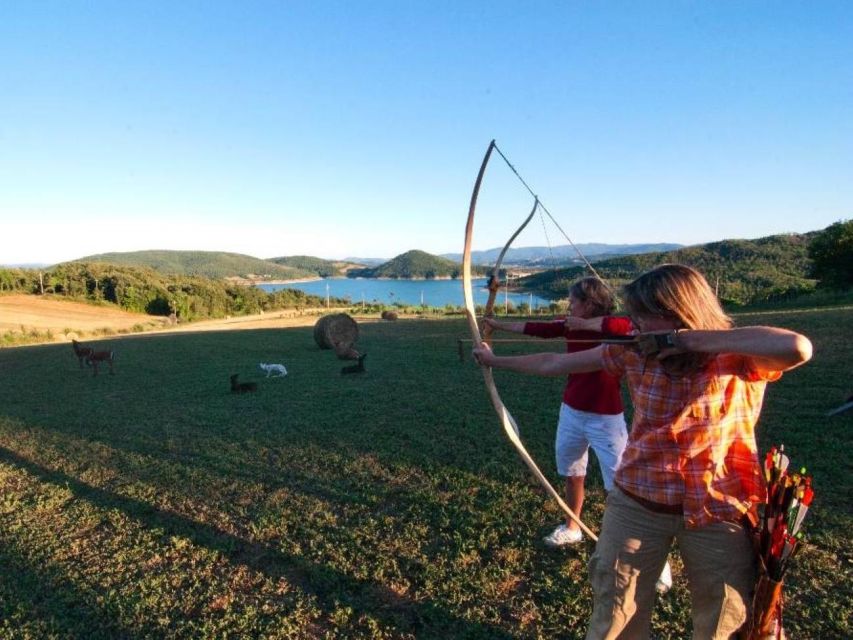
[0,445,514,639]
[0,540,144,639]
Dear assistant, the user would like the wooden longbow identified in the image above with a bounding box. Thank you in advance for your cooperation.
[462,139,598,541]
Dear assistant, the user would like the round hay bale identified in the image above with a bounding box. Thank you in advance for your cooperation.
[381,310,398,321]
[313,313,359,350]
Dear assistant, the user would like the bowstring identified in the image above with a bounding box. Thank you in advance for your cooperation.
[537,203,557,274]
[492,141,614,296]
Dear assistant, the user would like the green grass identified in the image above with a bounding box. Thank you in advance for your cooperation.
[0,310,850,638]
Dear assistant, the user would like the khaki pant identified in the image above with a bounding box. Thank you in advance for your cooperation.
[587,489,755,640]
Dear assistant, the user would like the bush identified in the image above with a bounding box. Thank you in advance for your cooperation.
[809,220,853,289]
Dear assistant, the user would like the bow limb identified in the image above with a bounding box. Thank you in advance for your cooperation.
[462,139,494,346]
[482,197,539,346]
[462,141,597,542]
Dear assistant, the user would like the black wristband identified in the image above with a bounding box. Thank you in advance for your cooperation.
[654,331,678,351]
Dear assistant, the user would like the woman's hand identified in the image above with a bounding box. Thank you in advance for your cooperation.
[472,342,494,366]
[634,331,685,359]
[482,317,501,331]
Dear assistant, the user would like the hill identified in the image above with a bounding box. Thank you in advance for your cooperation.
[342,256,387,267]
[0,261,338,324]
[346,249,491,279]
[266,255,365,277]
[347,250,458,279]
[442,242,684,266]
[518,233,817,306]
[70,250,312,281]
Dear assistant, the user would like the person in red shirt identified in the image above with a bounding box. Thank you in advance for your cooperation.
[474,264,812,639]
[484,277,633,547]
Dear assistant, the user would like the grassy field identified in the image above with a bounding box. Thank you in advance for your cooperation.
[0,309,850,638]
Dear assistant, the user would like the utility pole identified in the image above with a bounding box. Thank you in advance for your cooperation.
[325,282,330,308]
[505,279,509,314]
[504,273,513,314]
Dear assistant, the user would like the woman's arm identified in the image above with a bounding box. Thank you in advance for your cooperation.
[472,343,605,376]
[654,326,813,373]
[563,316,604,332]
[564,315,635,335]
[482,317,528,334]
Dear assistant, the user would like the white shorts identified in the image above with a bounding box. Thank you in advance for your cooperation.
[555,402,627,491]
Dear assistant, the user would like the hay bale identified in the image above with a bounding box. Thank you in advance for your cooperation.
[381,310,398,321]
[313,313,359,350]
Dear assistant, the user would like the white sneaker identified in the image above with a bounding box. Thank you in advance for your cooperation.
[656,560,673,594]
[543,524,583,547]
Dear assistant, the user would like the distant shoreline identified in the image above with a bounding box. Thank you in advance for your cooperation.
[247,275,473,285]
[227,276,323,286]
[257,277,323,285]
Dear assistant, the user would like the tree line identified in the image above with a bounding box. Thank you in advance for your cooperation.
[2,222,849,316]
[0,262,340,321]
[519,222,852,306]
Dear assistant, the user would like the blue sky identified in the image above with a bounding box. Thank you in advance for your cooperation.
[1,1,851,264]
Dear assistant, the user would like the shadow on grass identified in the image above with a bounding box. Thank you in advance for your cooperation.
[0,445,515,639]
[0,542,143,639]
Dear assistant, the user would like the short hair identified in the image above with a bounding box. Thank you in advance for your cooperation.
[568,277,616,316]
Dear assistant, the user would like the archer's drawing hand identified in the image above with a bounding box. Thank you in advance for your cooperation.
[634,331,684,359]
[472,342,495,367]
[483,317,501,332]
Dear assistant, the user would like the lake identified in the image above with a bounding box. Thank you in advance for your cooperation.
[258,278,557,309]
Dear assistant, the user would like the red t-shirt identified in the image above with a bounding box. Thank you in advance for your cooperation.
[523,316,633,415]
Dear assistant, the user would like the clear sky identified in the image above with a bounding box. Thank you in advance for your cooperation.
[1,1,851,265]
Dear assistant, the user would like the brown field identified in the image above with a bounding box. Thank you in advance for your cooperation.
[0,294,164,336]
[0,293,369,342]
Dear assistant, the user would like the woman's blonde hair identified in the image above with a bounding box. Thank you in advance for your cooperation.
[622,264,732,373]
[569,277,617,316]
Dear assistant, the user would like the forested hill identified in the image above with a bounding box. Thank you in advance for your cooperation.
[267,255,364,277]
[346,250,488,279]
[72,250,312,280]
[0,261,339,321]
[518,233,819,306]
[442,242,683,265]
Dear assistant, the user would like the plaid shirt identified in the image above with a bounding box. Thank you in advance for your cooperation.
[602,345,782,528]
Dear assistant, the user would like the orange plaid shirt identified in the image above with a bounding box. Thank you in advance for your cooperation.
[602,345,782,528]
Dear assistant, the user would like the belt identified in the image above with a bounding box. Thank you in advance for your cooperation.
[616,484,684,515]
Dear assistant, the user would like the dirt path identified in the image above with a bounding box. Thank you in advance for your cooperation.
[157,306,363,334]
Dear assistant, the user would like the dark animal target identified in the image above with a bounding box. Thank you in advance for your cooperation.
[230,374,258,393]
[71,339,94,368]
[340,353,367,375]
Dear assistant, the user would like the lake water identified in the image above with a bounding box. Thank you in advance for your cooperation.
[258,278,556,309]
